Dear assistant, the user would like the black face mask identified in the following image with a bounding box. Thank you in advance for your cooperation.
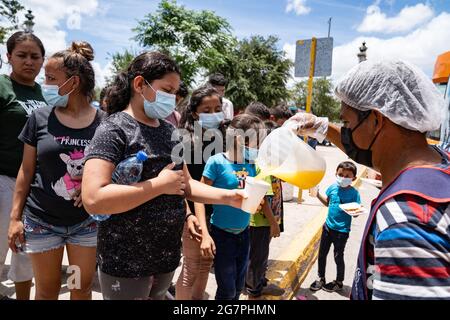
[341,112,381,168]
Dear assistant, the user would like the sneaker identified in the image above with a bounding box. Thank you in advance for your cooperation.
[309,278,325,291]
[323,280,343,293]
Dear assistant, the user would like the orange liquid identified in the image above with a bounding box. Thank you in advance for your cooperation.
[256,168,325,189]
[257,169,324,189]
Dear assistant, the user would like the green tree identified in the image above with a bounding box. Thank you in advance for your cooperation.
[210,35,293,109]
[133,0,236,86]
[290,78,341,122]
[105,48,138,84]
[0,0,24,44]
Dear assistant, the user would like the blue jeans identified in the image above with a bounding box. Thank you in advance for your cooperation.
[23,213,97,253]
[211,225,250,300]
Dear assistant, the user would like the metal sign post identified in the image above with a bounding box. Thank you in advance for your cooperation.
[306,38,317,116]
[294,36,333,203]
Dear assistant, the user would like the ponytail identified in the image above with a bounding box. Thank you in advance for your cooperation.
[107,72,131,114]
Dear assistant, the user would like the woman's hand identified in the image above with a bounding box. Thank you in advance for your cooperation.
[270,221,281,238]
[200,234,216,258]
[8,219,25,253]
[157,162,185,196]
[187,214,202,242]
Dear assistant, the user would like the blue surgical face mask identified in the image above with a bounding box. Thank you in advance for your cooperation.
[142,80,176,119]
[336,175,353,188]
[198,112,224,129]
[41,77,75,108]
[244,146,259,162]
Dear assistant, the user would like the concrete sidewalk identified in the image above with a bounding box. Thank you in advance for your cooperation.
[293,180,380,300]
[0,146,380,300]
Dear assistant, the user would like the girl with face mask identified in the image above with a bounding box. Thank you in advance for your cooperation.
[176,86,227,300]
[81,52,246,300]
[8,41,107,300]
[201,114,265,300]
[0,31,47,300]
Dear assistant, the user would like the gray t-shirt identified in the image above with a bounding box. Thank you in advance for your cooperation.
[19,106,106,226]
[84,112,186,278]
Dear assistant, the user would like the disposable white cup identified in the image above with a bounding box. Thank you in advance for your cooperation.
[241,177,271,214]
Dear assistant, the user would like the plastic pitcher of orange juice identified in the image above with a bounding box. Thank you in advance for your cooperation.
[256,126,326,189]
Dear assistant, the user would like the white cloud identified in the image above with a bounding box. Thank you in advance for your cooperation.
[334,12,450,80]
[18,0,99,54]
[92,60,114,89]
[1,1,117,87]
[286,0,311,16]
[357,2,434,34]
[284,12,450,84]
[283,43,297,88]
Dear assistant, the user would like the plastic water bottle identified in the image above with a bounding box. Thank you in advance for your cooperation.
[90,151,149,221]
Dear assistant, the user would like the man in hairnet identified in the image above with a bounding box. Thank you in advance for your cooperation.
[290,60,450,300]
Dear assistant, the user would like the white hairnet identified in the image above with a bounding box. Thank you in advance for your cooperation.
[335,60,446,133]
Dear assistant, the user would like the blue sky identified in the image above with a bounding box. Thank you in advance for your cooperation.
[4,0,450,86]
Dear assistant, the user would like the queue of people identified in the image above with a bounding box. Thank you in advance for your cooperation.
[0,31,448,301]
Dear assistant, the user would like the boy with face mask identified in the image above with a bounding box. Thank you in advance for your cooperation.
[309,161,360,292]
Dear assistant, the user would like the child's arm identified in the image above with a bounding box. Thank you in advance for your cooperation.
[316,190,329,207]
[186,200,202,242]
[196,177,216,258]
[82,160,185,215]
[261,197,280,238]
[184,164,246,209]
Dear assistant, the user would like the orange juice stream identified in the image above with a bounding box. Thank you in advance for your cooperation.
[256,169,325,189]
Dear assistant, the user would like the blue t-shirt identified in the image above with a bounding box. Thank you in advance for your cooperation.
[325,183,361,233]
[203,153,257,234]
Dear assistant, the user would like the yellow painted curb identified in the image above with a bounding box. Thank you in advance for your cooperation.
[264,166,368,300]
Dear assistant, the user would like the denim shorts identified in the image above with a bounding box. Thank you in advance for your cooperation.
[23,214,98,253]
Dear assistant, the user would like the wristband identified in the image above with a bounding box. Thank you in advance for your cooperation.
[185,213,195,222]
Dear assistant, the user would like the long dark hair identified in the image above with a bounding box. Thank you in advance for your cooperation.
[180,85,225,132]
[179,85,229,150]
[107,51,180,114]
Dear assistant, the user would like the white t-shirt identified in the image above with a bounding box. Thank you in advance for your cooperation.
[222,97,234,120]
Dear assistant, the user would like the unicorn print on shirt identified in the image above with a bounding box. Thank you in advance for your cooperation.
[52,149,85,200]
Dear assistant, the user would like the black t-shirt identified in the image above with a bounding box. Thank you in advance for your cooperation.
[183,132,224,217]
[19,106,106,226]
[84,112,186,278]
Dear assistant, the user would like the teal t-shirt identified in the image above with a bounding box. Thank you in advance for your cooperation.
[325,183,361,233]
[203,153,256,234]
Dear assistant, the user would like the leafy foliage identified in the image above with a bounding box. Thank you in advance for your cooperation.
[133,0,236,86]
[289,78,341,121]
[0,0,24,44]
